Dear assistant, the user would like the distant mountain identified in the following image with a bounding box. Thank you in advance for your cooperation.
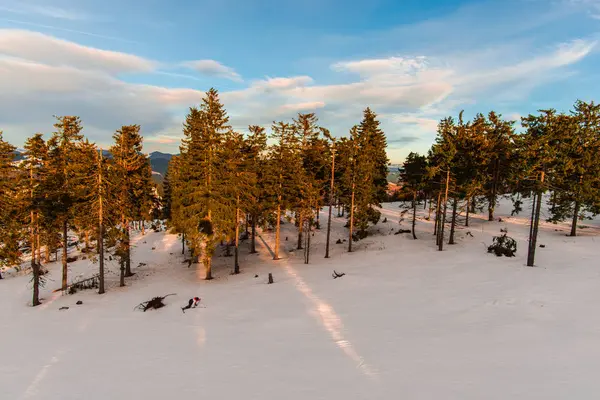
[11,149,175,183]
[149,151,173,160]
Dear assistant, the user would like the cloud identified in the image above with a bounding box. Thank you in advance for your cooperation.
[183,59,242,82]
[0,29,155,73]
[253,76,314,90]
[0,4,88,20]
[0,18,138,43]
[387,136,420,148]
[278,101,325,112]
[332,56,428,77]
[0,23,595,159]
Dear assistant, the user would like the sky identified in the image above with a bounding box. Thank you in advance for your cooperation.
[0,0,599,162]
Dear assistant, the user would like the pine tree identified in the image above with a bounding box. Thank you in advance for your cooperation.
[264,121,301,260]
[110,124,149,283]
[45,116,85,290]
[322,129,336,258]
[482,112,516,221]
[349,108,389,241]
[0,132,20,271]
[162,169,172,221]
[548,101,600,236]
[244,125,268,255]
[400,152,427,240]
[177,88,232,279]
[292,113,328,262]
[520,110,561,266]
[22,134,49,305]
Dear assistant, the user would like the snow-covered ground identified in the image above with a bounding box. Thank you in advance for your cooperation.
[2,197,600,399]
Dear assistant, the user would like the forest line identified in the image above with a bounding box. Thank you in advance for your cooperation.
[1,88,599,307]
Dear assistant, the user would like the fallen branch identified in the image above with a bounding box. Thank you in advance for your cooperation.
[134,293,176,312]
[332,270,345,279]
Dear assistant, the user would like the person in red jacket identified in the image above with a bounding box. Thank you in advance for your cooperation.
[182,297,201,313]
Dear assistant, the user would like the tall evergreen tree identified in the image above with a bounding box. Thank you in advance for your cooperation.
[400,152,428,240]
[482,112,516,221]
[349,108,389,240]
[22,134,49,305]
[177,88,232,279]
[46,116,85,290]
[264,121,301,260]
[548,101,600,236]
[110,124,149,283]
[520,109,561,266]
[244,125,268,255]
[0,132,20,272]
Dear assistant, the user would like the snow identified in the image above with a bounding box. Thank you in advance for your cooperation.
[1,198,600,399]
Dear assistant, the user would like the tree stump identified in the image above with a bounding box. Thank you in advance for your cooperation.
[268,273,274,284]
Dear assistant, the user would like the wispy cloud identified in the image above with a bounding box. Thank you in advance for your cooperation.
[0,4,88,21]
[0,18,138,44]
[0,29,155,73]
[183,59,242,82]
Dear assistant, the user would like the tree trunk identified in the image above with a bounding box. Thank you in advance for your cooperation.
[98,149,105,294]
[412,191,417,240]
[325,146,335,258]
[182,232,185,255]
[119,259,125,287]
[304,220,311,264]
[449,197,458,245]
[274,204,281,260]
[62,219,68,290]
[325,197,334,258]
[470,196,476,214]
[98,222,105,294]
[31,211,40,306]
[348,185,355,252]
[434,190,442,237]
[245,214,249,235]
[36,227,41,265]
[438,170,450,251]
[527,171,544,267]
[488,158,500,221]
[424,194,427,210]
[205,249,213,280]
[297,211,303,250]
[570,201,580,237]
[141,220,145,235]
[250,217,257,254]
[234,201,240,274]
[465,197,470,227]
[124,221,133,277]
[85,231,90,250]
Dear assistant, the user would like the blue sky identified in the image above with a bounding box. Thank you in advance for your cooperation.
[1,0,599,162]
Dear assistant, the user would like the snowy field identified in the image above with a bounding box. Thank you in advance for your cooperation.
[2,198,600,400]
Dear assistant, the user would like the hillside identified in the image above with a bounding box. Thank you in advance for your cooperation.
[2,199,599,399]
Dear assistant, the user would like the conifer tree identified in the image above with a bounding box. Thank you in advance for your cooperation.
[110,124,149,283]
[264,121,301,260]
[400,152,427,240]
[520,110,561,266]
[244,125,268,254]
[482,112,516,221]
[322,129,336,258]
[0,132,20,271]
[46,116,85,290]
[162,169,172,221]
[349,108,389,241]
[292,113,328,261]
[548,101,600,236]
[177,88,232,279]
[22,134,49,305]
